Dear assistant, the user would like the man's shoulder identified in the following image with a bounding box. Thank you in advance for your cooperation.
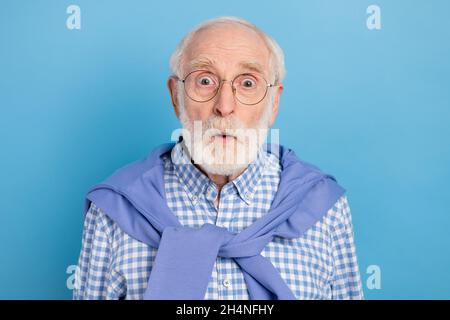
[84,201,118,235]
[322,194,353,230]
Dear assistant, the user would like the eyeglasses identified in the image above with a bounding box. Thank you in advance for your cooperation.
[177,70,278,106]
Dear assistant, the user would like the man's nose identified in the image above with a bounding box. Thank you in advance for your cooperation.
[213,81,236,117]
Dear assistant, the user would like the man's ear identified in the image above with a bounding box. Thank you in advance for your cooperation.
[167,76,181,119]
[269,83,283,127]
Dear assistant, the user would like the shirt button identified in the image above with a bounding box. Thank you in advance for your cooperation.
[222,279,231,288]
[191,194,198,204]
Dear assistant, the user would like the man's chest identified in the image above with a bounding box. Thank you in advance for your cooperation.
[163,164,280,231]
[159,162,334,299]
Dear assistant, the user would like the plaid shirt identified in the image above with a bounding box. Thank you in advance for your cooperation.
[74,142,364,300]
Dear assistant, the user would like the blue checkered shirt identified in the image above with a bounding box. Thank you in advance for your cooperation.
[73,142,364,300]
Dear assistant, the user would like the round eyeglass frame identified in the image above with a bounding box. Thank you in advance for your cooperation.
[177,69,278,106]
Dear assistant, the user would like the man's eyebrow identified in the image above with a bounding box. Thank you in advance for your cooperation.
[238,61,265,75]
[187,57,216,70]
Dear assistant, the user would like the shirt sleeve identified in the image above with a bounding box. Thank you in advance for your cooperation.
[73,202,125,300]
[329,195,364,299]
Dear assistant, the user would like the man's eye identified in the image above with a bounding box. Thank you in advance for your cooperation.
[241,79,256,88]
[198,77,214,86]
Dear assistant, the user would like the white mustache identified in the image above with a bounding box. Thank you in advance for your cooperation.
[201,116,246,141]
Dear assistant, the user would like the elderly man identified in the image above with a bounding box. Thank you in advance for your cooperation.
[74,16,364,300]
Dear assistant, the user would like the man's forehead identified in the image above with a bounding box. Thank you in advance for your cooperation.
[181,24,271,76]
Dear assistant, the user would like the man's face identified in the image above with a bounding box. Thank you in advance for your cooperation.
[168,24,283,176]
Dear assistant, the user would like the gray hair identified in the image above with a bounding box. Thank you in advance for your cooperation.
[169,16,286,84]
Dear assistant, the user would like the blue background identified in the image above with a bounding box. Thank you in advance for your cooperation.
[1,0,449,299]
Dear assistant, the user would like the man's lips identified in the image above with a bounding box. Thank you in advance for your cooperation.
[211,133,237,143]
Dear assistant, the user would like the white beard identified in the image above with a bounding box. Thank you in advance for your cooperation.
[176,86,273,176]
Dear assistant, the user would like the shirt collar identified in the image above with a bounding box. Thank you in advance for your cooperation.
[231,146,268,205]
[170,141,211,205]
[170,141,269,206]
